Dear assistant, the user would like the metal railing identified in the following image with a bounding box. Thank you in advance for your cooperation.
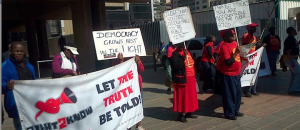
[37,60,53,78]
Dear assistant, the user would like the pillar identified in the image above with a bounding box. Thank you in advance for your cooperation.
[25,19,39,70]
[71,0,96,73]
[36,18,50,60]
[90,0,110,70]
[91,0,107,31]
[297,13,300,32]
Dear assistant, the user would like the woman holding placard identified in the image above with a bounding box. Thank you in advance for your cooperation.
[113,53,145,130]
[170,43,198,122]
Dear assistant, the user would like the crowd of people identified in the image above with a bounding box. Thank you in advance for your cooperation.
[162,24,300,122]
[1,24,300,129]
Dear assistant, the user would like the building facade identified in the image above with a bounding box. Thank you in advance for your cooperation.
[172,0,196,12]
[194,0,258,12]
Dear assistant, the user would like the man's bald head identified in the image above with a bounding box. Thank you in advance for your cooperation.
[10,41,25,62]
[10,41,24,50]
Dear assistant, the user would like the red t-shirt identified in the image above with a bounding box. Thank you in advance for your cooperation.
[242,33,257,54]
[167,45,176,58]
[269,36,280,51]
[218,41,241,76]
[215,41,224,54]
[201,42,214,63]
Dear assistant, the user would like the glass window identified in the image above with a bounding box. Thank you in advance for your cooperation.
[202,0,206,3]
[203,5,207,8]
[188,40,203,50]
[197,2,199,4]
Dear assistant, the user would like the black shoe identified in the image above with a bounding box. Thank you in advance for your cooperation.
[166,88,171,95]
[236,112,244,117]
[177,116,188,123]
[288,91,300,95]
[252,92,259,95]
[226,116,237,120]
[185,113,198,119]
[245,92,252,97]
[272,72,277,76]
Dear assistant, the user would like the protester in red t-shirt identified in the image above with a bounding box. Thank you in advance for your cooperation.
[242,22,266,97]
[263,27,281,76]
[214,29,236,95]
[200,35,216,91]
[218,29,244,120]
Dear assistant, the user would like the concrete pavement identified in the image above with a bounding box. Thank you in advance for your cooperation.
[2,67,300,130]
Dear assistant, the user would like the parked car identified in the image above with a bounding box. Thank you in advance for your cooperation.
[160,37,222,69]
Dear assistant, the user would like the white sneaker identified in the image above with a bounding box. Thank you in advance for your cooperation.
[136,126,145,130]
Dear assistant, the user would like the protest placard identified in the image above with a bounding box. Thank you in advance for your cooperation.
[163,7,196,44]
[238,20,261,38]
[213,0,251,30]
[92,28,146,60]
[13,58,143,130]
[241,47,264,87]
[258,48,271,77]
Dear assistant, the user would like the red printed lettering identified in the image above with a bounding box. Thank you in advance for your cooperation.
[118,71,134,85]
[103,86,133,107]
[58,117,67,129]
[249,60,254,66]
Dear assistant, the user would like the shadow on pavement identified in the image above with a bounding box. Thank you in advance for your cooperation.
[144,94,224,122]
[143,88,168,94]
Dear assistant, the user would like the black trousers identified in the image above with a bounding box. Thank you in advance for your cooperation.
[202,62,216,90]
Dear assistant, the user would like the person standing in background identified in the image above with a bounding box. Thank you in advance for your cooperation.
[283,27,300,94]
[52,42,80,78]
[201,35,216,92]
[263,27,281,76]
[166,42,177,94]
[2,43,11,62]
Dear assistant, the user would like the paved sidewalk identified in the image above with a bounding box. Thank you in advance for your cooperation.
[2,67,300,130]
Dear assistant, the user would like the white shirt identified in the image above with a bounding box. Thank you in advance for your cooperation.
[60,52,77,71]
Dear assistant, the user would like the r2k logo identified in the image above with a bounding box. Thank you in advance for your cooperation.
[35,88,77,121]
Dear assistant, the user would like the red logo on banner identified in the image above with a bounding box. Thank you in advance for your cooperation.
[35,87,77,121]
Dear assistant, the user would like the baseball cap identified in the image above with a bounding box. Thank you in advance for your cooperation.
[247,22,259,29]
[220,29,235,38]
[64,42,79,55]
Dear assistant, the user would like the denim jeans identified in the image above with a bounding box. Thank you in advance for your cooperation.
[267,50,279,73]
[13,118,22,130]
[285,59,300,92]
[244,76,258,94]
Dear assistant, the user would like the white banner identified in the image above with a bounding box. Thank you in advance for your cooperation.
[241,47,264,87]
[258,48,271,77]
[238,20,261,38]
[213,0,251,30]
[92,28,146,60]
[13,58,143,130]
[163,7,196,44]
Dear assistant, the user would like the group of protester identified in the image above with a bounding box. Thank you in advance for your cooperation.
[1,23,300,129]
[1,36,146,130]
[164,23,300,122]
